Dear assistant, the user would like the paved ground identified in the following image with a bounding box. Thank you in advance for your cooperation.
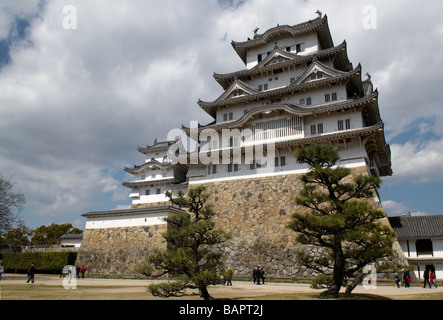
[2,274,442,299]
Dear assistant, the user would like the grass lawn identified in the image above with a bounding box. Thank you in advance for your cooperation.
[2,281,443,300]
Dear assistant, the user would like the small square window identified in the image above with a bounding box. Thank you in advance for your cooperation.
[311,125,317,135]
[280,156,286,166]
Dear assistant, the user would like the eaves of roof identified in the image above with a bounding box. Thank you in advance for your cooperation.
[198,64,362,117]
[82,205,187,218]
[214,40,349,89]
[231,15,332,64]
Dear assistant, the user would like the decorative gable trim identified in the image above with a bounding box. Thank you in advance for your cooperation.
[293,60,346,85]
[255,48,296,69]
[216,79,258,102]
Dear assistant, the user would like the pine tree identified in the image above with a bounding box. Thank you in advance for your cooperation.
[145,185,230,300]
[287,144,397,298]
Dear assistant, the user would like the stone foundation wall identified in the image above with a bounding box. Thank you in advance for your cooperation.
[76,224,167,277]
[77,166,409,279]
[191,167,409,278]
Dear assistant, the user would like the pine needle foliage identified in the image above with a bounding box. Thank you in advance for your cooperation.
[287,144,397,297]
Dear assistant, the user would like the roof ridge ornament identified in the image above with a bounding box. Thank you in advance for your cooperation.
[316,10,322,18]
[253,27,259,39]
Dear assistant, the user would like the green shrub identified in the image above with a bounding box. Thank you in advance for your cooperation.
[3,251,77,273]
[311,274,334,289]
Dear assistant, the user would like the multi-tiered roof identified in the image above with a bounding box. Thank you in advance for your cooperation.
[185,13,392,177]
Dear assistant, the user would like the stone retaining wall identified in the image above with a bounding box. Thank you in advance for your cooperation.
[191,167,409,278]
[76,224,167,277]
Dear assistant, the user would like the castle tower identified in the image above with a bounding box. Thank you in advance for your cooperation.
[185,14,391,184]
[123,139,188,208]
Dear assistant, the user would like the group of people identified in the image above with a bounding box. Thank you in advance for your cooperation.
[23,263,87,284]
[253,266,265,285]
[422,267,438,289]
[60,265,86,279]
[394,267,438,289]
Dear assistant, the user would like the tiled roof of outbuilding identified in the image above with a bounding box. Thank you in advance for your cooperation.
[388,214,443,239]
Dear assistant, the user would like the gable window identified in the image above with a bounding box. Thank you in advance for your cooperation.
[258,54,262,62]
[145,190,150,196]
[345,118,351,129]
[286,46,291,52]
[317,123,324,134]
[332,92,337,101]
[311,73,323,81]
[296,44,301,53]
[325,93,331,102]
[338,120,344,131]
[300,98,305,105]
[306,97,312,105]
[156,188,161,195]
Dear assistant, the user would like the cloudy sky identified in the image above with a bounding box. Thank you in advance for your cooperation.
[1,0,443,229]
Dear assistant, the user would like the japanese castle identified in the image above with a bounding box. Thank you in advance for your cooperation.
[78,13,401,277]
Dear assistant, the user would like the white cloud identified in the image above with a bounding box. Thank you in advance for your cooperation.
[382,200,429,217]
[388,139,443,184]
[382,200,409,216]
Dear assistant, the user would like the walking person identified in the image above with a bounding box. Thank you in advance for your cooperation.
[0,263,4,281]
[403,270,411,288]
[430,270,438,288]
[260,267,265,284]
[26,263,35,284]
[80,266,86,279]
[423,267,431,288]
[394,273,400,288]
[252,266,257,284]
[255,266,261,285]
[223,268,233,286]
